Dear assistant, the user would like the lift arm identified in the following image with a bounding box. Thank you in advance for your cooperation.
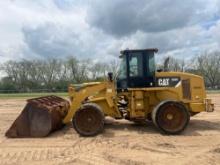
[62,81,120,123]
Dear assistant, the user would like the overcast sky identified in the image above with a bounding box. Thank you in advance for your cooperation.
[0,0,219,63]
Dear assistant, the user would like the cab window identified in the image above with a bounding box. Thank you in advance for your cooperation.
[148,53,155,76]
[129,53,143,77]
[118,56,127,79]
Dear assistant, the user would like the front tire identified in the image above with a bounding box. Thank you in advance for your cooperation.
[73,103,104,136]
[152,101,190,134]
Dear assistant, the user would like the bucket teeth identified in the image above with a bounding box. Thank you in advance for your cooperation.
[5,95,70,138]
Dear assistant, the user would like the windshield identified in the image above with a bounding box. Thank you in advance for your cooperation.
[118,56,127,79]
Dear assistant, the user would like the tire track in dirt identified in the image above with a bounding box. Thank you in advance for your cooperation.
[1,132,217,164]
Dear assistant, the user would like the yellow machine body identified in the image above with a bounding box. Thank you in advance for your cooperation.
[63,71,214,124]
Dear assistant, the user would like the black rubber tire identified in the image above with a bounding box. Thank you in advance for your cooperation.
[72,103,104,136]
[152,101,190,135]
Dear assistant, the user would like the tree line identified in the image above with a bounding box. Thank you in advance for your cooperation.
[160,51,220,89]
[0,51,219,93]
[0,57,120,93]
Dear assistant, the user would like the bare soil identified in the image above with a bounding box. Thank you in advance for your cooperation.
[0,94,220,165]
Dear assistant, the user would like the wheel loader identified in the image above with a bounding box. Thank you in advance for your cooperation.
[5,48,214,137]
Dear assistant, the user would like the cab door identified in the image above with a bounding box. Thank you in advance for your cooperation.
[127,52,144,87]
[128,51,155,88]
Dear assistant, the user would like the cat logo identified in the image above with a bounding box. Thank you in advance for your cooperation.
[157,77,181,87]
[158,78,170,86]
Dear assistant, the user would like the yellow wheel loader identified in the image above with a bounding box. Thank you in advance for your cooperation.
[5,48,214,137]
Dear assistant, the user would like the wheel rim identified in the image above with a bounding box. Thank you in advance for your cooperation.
[74,108,103,135]
[157,103,187,133]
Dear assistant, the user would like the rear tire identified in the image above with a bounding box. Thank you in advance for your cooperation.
[73,103,104,136]
[152,101,190,134]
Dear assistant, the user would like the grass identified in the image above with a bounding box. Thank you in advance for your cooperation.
[0,92,68,99]
[206,90,220,94]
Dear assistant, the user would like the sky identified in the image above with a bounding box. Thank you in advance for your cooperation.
[0,0,220,63]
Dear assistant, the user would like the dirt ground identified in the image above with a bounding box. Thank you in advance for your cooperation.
[0,94,220,165]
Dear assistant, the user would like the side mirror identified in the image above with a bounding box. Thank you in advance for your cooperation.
[108,72,113,82]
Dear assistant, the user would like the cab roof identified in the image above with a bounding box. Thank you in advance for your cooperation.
[120,48,158,57]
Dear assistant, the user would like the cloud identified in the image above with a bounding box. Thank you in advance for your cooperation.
[21,21,120,60]
[0,0,219,63]
[22,23,81,58]
[86,0,217,37]
[209,20,220,45]
[136,26,209,51]
[53,0,86,10]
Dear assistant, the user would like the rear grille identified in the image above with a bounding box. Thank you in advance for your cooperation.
[182,79,191,99]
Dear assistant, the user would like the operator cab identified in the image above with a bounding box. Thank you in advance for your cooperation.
[117,48,158,90]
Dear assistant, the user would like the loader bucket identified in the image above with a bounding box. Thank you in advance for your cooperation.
[5,95,70,138]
